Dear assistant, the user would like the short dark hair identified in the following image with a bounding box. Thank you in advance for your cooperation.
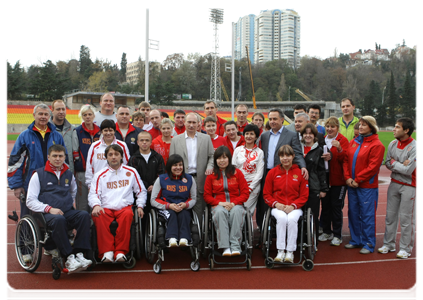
[204,116,216,124]
[341,98,354,107]
[213,146,235,180]
[243,124,260,141]
[396,117,415,136]
[265,121,271,130]
[173,109,186,117]
[300,123,318,143]
[105,144,123,164]
[224,120,237,130]
[293,104,307,111]
[100,119,116,131]
[48,144,66,155]
[307,104,321,114]
[161,111,169,118]
[166,154,186,178]
[268,108,284,119]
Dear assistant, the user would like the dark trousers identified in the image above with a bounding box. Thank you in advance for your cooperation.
[304,191,321,245]
[44,209,91,257]
[320,185,346,239]
[165,209,191,240]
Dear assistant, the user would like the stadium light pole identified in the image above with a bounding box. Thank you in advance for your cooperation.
[209,8,223,104]
[145,9,149,103]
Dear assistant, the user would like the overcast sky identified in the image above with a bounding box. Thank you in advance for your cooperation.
[2,0,420,68]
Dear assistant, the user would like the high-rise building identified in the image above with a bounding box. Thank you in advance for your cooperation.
[235,14,256,63]
[254,9,301,68]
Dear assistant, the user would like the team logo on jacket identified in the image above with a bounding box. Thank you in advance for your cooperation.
[407,146,412,152]
[131,138,135,143]
[293,175,298,179]
[126,172,131,177]
[182,178,187,183]
[352,144,356,148]
[65,179,69,184]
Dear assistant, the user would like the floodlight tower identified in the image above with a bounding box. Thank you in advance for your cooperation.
[209,8,223,103]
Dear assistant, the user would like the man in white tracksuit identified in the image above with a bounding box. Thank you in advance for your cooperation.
[378,117,416,259]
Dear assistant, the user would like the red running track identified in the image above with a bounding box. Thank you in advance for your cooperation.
[5,141,417,296]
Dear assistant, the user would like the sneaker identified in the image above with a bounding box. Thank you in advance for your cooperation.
[65,254,82,272]
[274,250,285,262]
[23,254,32,263]
[115,253,127,262]
[318,233,334,242]
[330,237,342,246]
[75,252,92,267]
[44,248,60,258]
[231,250,241,256]
[179,238,188,247]
[101,251,114,263]
[359,248,371,254]
[319,226,323,234]
[378,245,396,254]
[222,248,231,256]
[344,243,360,249]
[396,250,411,259]
[169,238,178,247]
[284,251,294,263]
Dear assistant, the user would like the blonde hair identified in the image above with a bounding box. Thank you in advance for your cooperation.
[78,104,96,119]
[160,118,173,129]
[324,116,339,128]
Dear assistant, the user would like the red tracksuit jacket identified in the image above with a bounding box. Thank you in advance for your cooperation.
[326,133,349,186]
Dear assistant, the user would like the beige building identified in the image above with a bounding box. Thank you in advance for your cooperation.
[126,60,162,85]
[63,91,142,110]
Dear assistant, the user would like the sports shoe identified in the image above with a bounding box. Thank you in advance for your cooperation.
[396,250,411,259]
[274,250,285,262]
[75,252,92,267]
[318,233,334,241]
[101,251,114,263]
[330,237,342,246]
[319,226,323,234]
[284,251,294,263]
[169,238,178,247]
[23,254,32,263]
[359,248,371,254]
[65,254,82,272]
[231,250,241,256]
[344,243,360,249]
[44,248,60,258]
[222,248,231,256]
[179,238,188,247]
[115,253,127,262]
[378,245,396,254]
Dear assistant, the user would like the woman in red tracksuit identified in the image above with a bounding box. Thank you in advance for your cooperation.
[319,117,350,246]
[263,145,309,263]
[343,116,385,254]
[204,146,249,257]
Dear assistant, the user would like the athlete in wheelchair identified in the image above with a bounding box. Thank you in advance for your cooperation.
[203,146,253,270]
[88,144,146,267]
[15,144,92,279]
[261,145,316,271]
[146,154,201,273]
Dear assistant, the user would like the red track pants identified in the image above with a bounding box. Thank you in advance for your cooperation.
[93,205,133,259]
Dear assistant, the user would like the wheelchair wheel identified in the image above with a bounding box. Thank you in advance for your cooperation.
[201,206,210,259]
[246,258,252,271]
[246,210,253,257]
[190,260,200,272]
[123,257,137,269]
[135,214,143,260]
[306,208,316,261]
[261,208,271,258]
[15,215,42,272]
[153,261,162,274]
[145,210,157,264]
[302,259,314,271]
[52,266,61,280]
[264,257,274,269]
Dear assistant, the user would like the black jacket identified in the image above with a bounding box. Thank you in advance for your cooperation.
[128,149,165,192]
[115,123,142,156]
[301,142,329,194]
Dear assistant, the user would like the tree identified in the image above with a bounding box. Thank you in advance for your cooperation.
[86,71,109,92]
[79,45,93,79]
[386,71,398,124]
[7,61,25,99]
[120,52,127,83]
[277,73,286,101]
[361,80,379,116]
[401,71,415,121]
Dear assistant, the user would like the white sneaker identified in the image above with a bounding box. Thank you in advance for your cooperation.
[378,245,396,254]
[101,251,114,263]
[169,238,178,247]
[274,250,285,262]
[330,237,342,246]
[23,254,32,263]
[231,249,241,256]
[318,233,334,241]
[75,252,92,267]
[284,251,294,263]
[319,226,323,234]
[65,254,82,272]
[396,250,411,259]
[44,249,60,257]
[115,253,127,262]
[222,248,232,256]
[179,238,188,247]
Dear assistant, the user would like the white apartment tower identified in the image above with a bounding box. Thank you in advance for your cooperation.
[253,9,301,68]
[235,14,256,63]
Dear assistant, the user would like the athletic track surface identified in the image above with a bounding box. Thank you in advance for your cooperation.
[5,141,418,299]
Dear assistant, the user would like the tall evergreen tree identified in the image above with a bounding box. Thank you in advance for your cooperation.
[401,70,415,121]
[120,52,127,83]
[7,61,25,99]
[387,71,398,124]
[79,45,93,79]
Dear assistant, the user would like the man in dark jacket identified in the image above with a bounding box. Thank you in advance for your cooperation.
[115,105,142,156]
[128,131,165,228]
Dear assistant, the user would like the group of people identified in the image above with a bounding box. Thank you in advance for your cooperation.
[8,93,416,272]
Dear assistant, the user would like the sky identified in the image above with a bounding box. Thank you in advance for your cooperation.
[2,0,420,69]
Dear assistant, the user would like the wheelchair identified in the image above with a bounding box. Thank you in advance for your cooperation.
[89,205,143,269]
[261,206,316,271]
[202,205,253,271]
[14,212,90,280]
[144,208,201,274]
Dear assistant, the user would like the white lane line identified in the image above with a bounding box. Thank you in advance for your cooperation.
[7,257,415,275]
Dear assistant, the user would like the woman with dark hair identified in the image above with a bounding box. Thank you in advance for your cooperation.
[150,154,197,247]
[300,123,329,248]
[343,116,385,254]
[232,124,264,214]
[204,146,249,256]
